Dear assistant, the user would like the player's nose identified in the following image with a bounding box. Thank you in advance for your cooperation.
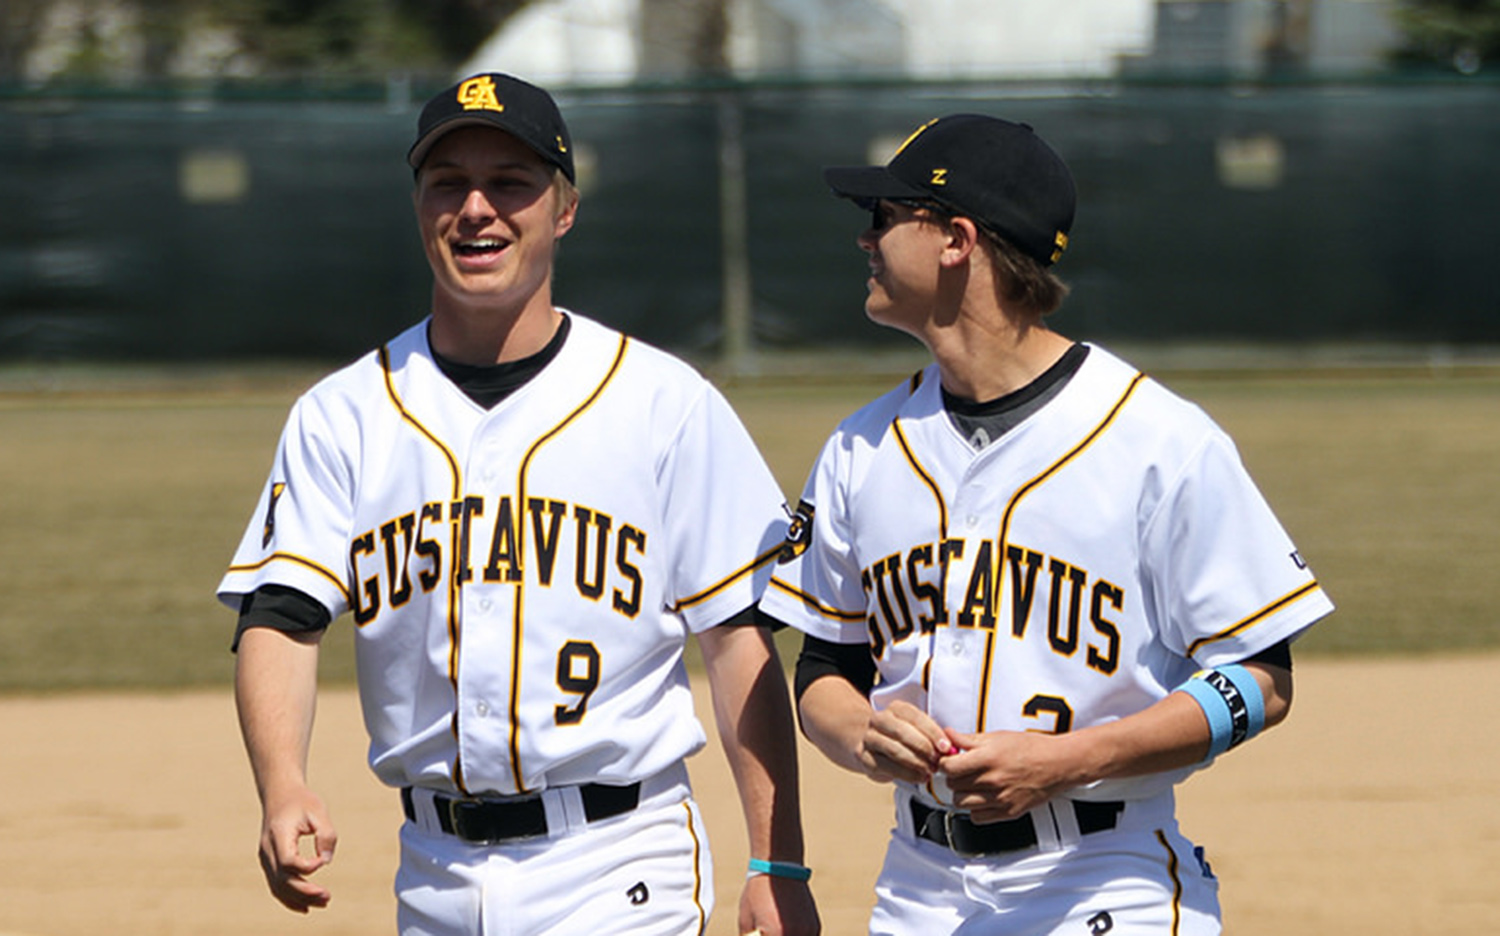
[458,188,498,224]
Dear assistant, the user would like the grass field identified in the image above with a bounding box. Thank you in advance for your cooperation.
[1,357,1497,692]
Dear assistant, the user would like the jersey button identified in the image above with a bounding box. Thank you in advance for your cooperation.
[475,700,490,717]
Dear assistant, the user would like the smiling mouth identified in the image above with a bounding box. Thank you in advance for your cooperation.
[453,238,509,259]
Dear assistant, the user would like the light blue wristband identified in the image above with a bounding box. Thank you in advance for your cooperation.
[1217,663,1267,737]
[1177,676,1236,759]
[748,858,812,882]
[1176,664,1267,760]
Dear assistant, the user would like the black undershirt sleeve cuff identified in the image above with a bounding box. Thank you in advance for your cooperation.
[794,633,876,702]
[232,584,331,652]
[1242,638,1293,671]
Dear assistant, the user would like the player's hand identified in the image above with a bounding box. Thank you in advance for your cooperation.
[938,728,1077,824]
[257,784,337,913]
[858,700,955,785]
[738,872,820,936]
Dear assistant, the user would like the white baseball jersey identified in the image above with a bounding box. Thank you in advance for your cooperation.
[762,343,1333,802]
[219,311,788,797]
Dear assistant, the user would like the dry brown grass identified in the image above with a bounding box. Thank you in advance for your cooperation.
[0,362,1496,691]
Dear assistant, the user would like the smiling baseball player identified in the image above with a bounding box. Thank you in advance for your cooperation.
[760,114,1334,934]
[220,73,818,936]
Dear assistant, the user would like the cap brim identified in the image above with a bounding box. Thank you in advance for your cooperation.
[823,165,932,204]
[409,112,571,172]
[408,114,511,168]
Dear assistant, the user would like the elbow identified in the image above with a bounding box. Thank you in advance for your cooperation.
[1258,664,1294,731]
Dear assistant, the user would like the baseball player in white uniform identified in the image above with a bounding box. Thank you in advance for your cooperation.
[220,73,819,936]
[760,114,1334,935]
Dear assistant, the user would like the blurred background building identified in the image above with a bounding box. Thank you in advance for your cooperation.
[1,0,1496,367]
[468,0,1402,83]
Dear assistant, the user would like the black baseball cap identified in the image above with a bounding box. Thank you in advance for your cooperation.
[824,114,1075,266]
[408,72,575,182]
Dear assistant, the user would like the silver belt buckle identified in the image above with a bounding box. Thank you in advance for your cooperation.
[943,808,980,858]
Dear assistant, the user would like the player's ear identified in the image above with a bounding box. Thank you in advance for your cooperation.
[938,216,980,269]
[552,178,579,239]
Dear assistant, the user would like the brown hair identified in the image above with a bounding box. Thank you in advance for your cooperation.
[913,202,1070,317]
[978,229,1070,318]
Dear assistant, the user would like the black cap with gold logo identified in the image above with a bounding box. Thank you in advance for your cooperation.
[824,114,1075,266]
[408,73,575,182]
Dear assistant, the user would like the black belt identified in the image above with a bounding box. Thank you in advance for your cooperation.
[401,782,641,845]
[910,798,1124,857]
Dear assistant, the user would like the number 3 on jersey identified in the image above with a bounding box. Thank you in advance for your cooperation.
[555,640,601,725]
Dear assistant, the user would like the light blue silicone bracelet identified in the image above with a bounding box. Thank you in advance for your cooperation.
[748,858,812,882]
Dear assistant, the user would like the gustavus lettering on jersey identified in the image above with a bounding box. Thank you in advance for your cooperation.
[859,536,1122,674]
[349,494,647,625]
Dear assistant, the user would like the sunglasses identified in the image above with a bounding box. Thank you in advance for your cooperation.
[855,197,952,232]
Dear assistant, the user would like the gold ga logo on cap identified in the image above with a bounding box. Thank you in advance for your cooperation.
[457,76,503,112]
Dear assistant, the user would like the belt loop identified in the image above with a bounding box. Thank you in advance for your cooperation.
[550,786,587,836]
[1040,800,1074,850]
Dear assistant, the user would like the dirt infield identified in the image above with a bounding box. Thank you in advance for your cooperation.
[1,654,1496,935]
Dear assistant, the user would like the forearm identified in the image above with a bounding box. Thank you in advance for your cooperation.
[1061,661,1295,783]
[796,674,878,776]
[699,625,806,862]
[235,626,323,803]
[942,662,1295,820]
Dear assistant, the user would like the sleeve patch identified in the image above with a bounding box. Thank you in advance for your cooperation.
[262,481,287,548]
[778,499,815,564]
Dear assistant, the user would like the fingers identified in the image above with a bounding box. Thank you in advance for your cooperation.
[739,873,821,936]
[259,798,337,913]
[862,701,953,783]
[259,842,332,913]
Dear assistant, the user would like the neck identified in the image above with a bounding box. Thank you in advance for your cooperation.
[924,309,1073,404]
[428,293,561,365]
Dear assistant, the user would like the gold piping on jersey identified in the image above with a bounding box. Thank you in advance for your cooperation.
[1154,829,1185,935]
[890,415,947,746]
[379,345,464,488]
[227,552,350,603]
[379,343,472,791]
[891,418,949,540]
[507,333,630,793]
[975,372,1148,732]
[1186,580,1322,658]
[766,575,867,622]
[672,543,782,613]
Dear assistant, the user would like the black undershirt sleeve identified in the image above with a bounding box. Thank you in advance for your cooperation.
[1243,638,1293,671]
[794,633,876,702]
[233,584,331,652]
